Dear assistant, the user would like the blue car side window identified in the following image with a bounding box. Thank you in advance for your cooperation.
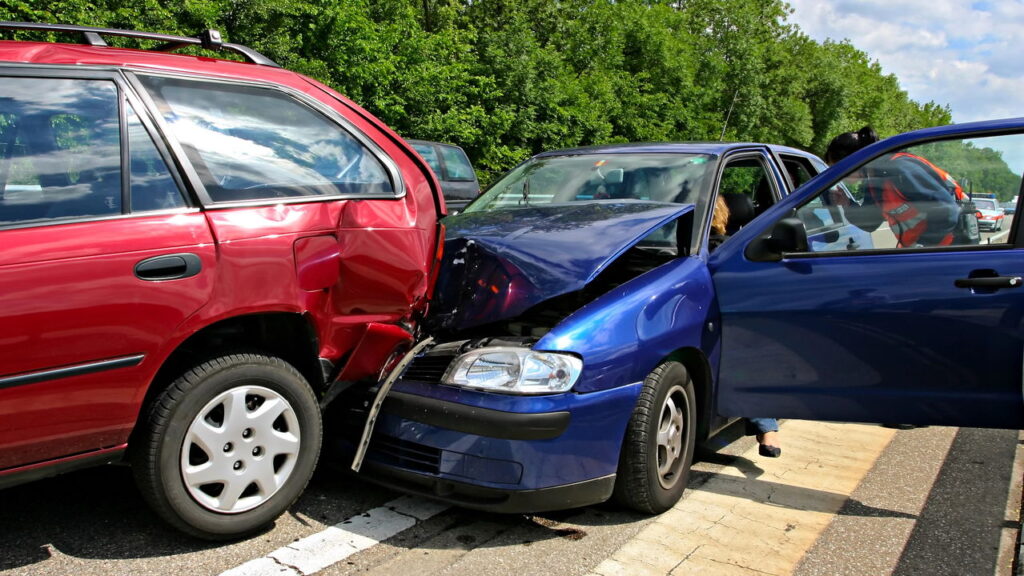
[798,134,1022,252]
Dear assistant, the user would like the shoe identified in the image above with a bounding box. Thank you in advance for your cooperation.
[758,444,782,458]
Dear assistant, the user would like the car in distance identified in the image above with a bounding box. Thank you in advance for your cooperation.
[973,196,1006,231]
[345,121,1024,515]
[408,139,480,212]
[0,22,443,539]
[1002,200,1017,215]
[333,142,870,513]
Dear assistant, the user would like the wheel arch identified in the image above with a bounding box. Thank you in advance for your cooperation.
[134,312,324,437]
[665,347,713,442]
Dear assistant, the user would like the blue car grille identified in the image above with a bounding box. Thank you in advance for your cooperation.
[401,353,456,383]
[368,435,442,474]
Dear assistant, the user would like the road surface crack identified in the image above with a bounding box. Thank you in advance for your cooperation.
[705,557,778,575]
[672,544,703,570]
[267,555,305,576]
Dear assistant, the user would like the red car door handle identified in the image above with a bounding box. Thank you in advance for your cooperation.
[134,253,202,281]
[954,276,1023,289]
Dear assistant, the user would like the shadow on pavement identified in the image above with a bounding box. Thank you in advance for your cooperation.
[0,463,398,572]
[693,466,919,520]
[891,427,1019,576]
[0,466,214,572]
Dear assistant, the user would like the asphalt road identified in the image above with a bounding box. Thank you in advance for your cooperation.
[1,420,1020,576]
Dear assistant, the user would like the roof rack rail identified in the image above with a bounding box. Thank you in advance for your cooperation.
[0,21,279,67]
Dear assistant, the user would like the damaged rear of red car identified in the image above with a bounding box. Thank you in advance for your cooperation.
[0,22,443,539]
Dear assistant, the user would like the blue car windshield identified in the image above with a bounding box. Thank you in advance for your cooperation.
[463,153,717,248]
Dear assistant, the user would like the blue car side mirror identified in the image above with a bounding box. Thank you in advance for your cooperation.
[746,217,809,262]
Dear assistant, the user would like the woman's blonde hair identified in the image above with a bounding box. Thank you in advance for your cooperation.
[711,195,730,236]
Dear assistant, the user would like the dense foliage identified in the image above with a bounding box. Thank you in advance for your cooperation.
[1,0,956,184]
[917,140,1021,200]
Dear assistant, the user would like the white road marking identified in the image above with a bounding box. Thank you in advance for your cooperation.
[220,496,450,576]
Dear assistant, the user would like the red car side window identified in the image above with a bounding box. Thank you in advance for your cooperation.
[0,77,121,224]
[138,74,395,203]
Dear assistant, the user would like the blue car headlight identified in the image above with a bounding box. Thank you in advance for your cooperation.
[442,347,583,395]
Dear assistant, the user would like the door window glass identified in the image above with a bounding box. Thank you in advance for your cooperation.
[411,143,442,177]
[0,77,121,224]
[127,104,186,211]
[439,145,475,181]
[799,134,1023,252]
[780,155,819,189]
[717,158,774,236]
[138,75,394,202]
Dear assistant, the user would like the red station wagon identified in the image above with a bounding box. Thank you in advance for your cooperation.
[0,22,443,539]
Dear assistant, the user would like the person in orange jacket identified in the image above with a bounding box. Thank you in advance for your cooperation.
[825,126,961,247]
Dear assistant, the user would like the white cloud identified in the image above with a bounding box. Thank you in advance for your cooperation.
[785,0,1024,123]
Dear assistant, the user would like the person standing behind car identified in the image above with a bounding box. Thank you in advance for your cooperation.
[825,126,962,248]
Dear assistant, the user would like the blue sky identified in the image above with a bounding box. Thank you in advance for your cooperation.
[785,0,1024,124]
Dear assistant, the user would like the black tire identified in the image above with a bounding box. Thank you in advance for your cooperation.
[612,361,696,514]
[132,353,322,540]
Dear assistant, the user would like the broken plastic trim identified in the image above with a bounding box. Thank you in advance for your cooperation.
[351,336,435,472]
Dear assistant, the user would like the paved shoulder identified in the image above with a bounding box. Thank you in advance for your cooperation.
[591,422,1024,576]
[798,426,1023,576]
[590,421,897,575]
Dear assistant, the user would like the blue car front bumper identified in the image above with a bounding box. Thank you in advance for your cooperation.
[361,380,643,513]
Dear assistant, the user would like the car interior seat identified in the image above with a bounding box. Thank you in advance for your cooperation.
[0,115,59,222]
[753,176,776,215]
[721,192,756,235]
[39,114,121,220]
[44,164,121,219]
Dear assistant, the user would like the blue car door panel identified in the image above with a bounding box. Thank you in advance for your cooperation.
[712,249,1024,428]
[710,120,1024,430]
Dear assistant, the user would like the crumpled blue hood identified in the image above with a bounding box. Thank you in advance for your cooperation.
[429,201,693,332]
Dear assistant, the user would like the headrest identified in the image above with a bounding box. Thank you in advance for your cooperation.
[721,193,755,235]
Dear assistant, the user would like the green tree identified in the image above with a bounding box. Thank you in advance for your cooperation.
[0,0,955,182]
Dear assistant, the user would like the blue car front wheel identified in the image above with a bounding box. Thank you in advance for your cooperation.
[612,361,696,514]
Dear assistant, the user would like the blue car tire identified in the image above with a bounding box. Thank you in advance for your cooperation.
[612,361,696,513]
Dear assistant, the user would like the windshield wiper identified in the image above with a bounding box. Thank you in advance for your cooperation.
[519,178,530,206]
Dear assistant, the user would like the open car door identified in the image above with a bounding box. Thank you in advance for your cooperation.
[709,119,1024,429]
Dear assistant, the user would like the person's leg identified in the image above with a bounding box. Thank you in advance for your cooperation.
[745,418,781,458]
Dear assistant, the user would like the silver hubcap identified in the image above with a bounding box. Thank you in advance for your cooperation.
[181,385,300,513]
[656,385,687,489]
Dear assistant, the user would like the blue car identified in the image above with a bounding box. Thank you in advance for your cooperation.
[344,124,1024,514]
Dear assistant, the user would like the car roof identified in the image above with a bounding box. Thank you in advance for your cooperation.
[532,141,818,160]
[0,39,302,86]
[0,33,408,172]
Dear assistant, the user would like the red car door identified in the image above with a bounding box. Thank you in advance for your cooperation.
[0,71,215,470]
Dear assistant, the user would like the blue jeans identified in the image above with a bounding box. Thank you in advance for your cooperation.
[745,417,779,436]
